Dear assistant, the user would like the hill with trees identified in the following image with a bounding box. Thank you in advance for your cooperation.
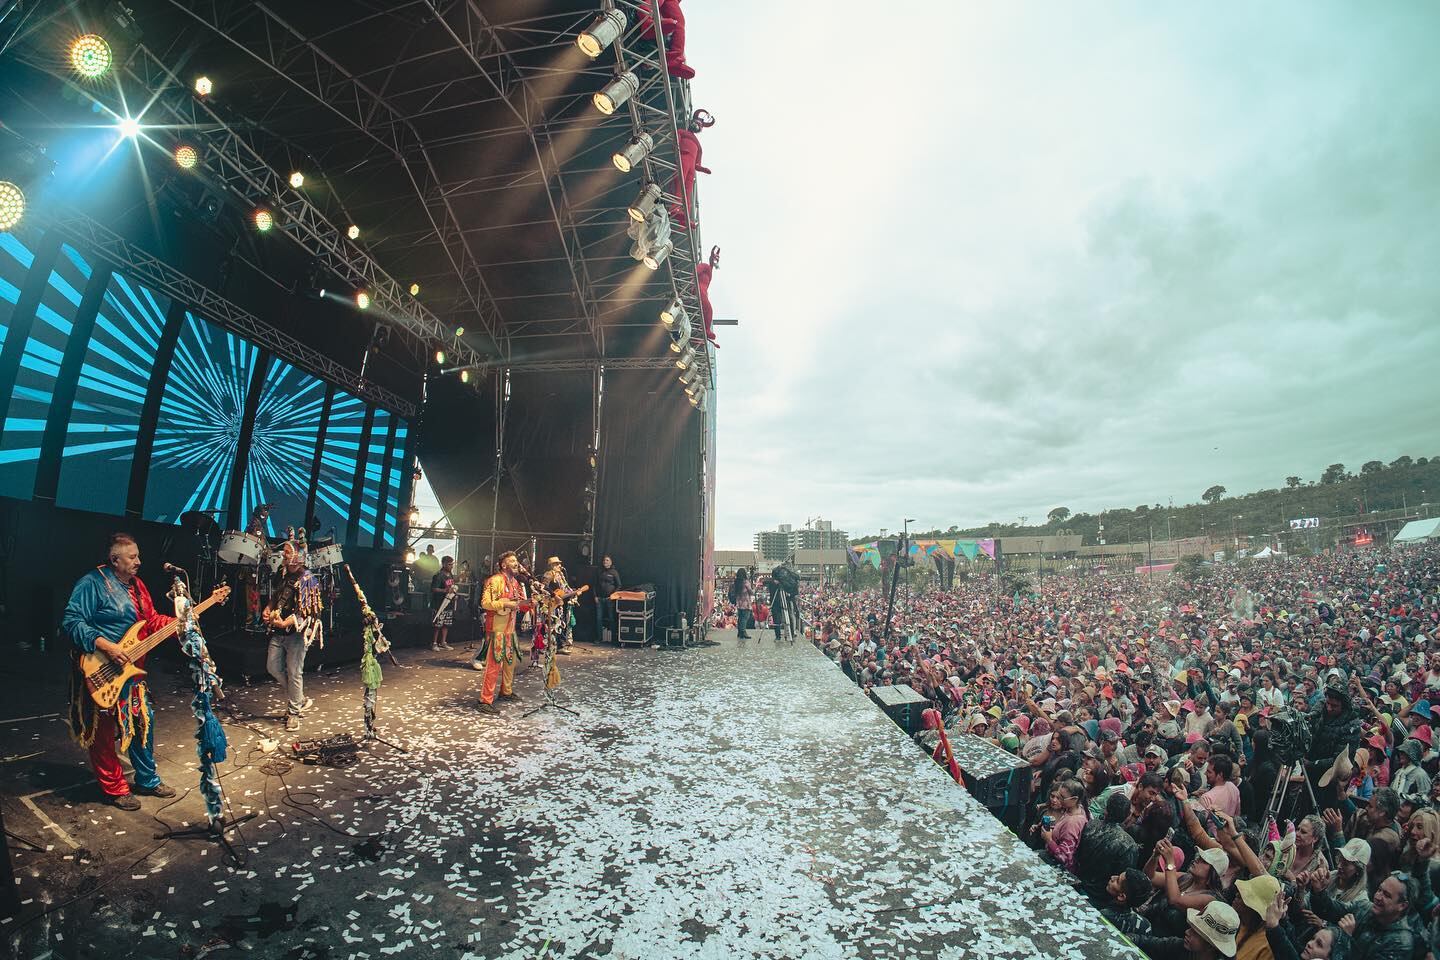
[855,455,1440,545]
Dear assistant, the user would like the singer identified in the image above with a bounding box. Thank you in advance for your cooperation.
[476,551,527,714]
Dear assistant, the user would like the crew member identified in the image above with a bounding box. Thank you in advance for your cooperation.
[264,541,320,731]
[431,555,457,651]
[478,552,526,714]
[62,533,178,810]
[596,554,621,643]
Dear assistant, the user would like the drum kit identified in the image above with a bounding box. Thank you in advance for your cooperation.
[183,508,345,634]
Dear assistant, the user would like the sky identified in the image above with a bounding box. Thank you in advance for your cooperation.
[685,1,1440,547]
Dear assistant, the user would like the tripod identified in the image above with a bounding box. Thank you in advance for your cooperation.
[1263,758,1333,863]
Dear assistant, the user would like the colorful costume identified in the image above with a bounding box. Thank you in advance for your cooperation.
[636,0,694,79]
[62,567,173,798]
[670,128,710,228]
[696,246,720,345]
[480,570,526,704]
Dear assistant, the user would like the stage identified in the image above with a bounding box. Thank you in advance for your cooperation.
[3,634,1136,959]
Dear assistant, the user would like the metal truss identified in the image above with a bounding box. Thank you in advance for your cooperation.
[423,0,606,355]
[478,357,682,373]
[10,38,485,374]
[158,0,510,359]
[37,207,417,417]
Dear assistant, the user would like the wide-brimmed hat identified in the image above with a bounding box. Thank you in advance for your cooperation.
[1197,846,1230,875]
[1338,837,1371,866]
[1186,901,1240,957]
[1319,749,1354,788]
[1235,874,1281,917]
[1411,725,1435,747]
[547,556,562,567]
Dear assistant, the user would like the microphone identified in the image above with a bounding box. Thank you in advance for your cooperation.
[163,562,185,574]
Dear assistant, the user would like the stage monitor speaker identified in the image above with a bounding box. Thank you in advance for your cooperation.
[869,684,929,736]
[951,734,1032,832]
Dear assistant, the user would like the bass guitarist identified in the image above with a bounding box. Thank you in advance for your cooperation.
[61,533,178,810]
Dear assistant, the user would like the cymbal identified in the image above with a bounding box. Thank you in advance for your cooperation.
[180,510,218,533]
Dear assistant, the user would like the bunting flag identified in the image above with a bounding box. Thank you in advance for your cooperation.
[957,541,979,560]
[877,539,898,559]
[978,538,996,559]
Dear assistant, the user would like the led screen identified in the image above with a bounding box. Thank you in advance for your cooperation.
[0,231,36,356]
[143,310,258,522]
[55,271,170,514]
[0,243,92,499]
[379,420,409,548]
[355,407,390,547]
[239,356,325,537]
[312,388,364,540]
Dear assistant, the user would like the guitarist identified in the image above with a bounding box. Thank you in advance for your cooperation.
[264,541,319,732]
[61,533,178,810]
[542,557,578,656]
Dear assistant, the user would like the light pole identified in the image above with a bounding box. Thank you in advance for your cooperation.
[883,518,914,642]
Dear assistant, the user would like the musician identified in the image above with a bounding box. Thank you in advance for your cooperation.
[61,533,178,810]
[264,541,319,732]
[430,555,457,651]
[477,551,527,714]
[542,556,576,655]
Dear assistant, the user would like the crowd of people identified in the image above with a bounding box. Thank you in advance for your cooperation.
[802,543,1440,959]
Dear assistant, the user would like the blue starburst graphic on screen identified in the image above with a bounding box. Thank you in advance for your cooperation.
[240,358,325,536]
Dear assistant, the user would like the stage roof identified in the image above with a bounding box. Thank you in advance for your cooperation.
[2,0,714,403]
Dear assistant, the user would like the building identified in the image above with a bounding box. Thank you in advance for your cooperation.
[753,520,850,562]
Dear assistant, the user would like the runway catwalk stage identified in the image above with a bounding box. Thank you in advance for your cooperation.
[3,635,1136,959]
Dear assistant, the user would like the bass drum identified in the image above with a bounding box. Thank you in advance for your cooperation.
[264,552,284,576]
[309,543,344,569]
[216,531,264,566]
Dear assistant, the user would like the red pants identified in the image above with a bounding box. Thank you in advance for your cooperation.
[481,633,517,704]
[89,707,159,797]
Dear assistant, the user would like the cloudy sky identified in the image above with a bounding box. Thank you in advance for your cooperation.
[686,1,1440,547]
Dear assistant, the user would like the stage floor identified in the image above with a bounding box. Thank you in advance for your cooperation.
[3,632,1137,959]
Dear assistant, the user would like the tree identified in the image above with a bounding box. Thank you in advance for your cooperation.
[1047,507,1071,524]
[1391,456,1413,469]
[1321,463,1347,485]
[1420,458,1430,466]
[1361,460,1384,476]
[1285,476,1301,489]
[1202,485,1227,504]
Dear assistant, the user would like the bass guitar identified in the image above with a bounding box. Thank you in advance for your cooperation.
[80,584,232,709]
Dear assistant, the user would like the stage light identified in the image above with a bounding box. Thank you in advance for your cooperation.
[576,9,627,58]
[174,144,199,169]
[679,366,699,386]
[675,344,696,369]
[409,282,421,296]
[346,224,360,240]
[70,34,112,79]
[612,132,654,173]
[660,299,687,329]
[195,75,213,97]
[643,239,673,270]
[405,549,417,564]
[627,182,662,222]
[0,182,25,230]
[408,506,421,523]
[355,290,371,309]
[253,208,274,232]
[669,334,685,353]
[117,116,141,139]
[593,71,639,115]
[435,349,446,364]
[461,369,473,385]
[289,171,305,189]
[455,326,465,337]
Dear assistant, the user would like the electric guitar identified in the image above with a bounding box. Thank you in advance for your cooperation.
[80,585,232,709]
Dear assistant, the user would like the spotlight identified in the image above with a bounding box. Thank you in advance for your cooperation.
[660,299,687,329]
[69,34,113,79]
[174,144,199,169]
[117,116,140,139]
[435,349,446,364]
[675,344,696,369]
[0,182,25,230]
[627,207,670,245]
[408,506,421,523]
[461,369,471,385]
[669,335,684,353]
[253,208,274,232]
[627,182,662,222]
[576,9,627,58]
[355,290,371,309]
[346,224,360,240]
[289,171,305,189]
[405,549,417,564]
[679,365,699,386]
[593,71,639,115]
[643,239,673,270]
[612,132,654,173]
[195,75,213,97]
[409,283,421,296]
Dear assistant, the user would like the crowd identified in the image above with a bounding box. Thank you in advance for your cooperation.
[802,543,1440,959]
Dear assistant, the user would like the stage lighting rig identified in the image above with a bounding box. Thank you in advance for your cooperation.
[627,183,662,222]
[0,182,24,231]
[613,132,654,173]
[593,72,639,115]
[660,299,688,330]
[679,366,698,386]
[174,144,198,169]
[435,349,446,364]
[289,171,305,189]
[69,34,113,79]
[409,283,421,296]
[346,224,360,240]
[576,8,627,59]
[253,208,273,232]
[355,290,371,310]
[675,344,696,370]
[460,369,471,384]
[194,76,213,97]
[643,240,673,270]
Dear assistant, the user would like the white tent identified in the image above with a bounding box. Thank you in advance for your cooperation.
[1395,518,1440,543]
[1249,545,1280,559]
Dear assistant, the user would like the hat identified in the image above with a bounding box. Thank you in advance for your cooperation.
[546,556,562,567]
[1338,837,1371,866]
[1412,725,1435,748]
[1235,874,1281,917]
[1186,901,1240,957]
[1197,846,1230,875]
[1182,699,1198,714]
[1367,733,1388,752]
[987,705,1003,719]
[1399,739,1423,762]
[1318,749,1354,788]
[1145,744,1169,761]
[1414,700,1434,720]
[1163,699,1182,718]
